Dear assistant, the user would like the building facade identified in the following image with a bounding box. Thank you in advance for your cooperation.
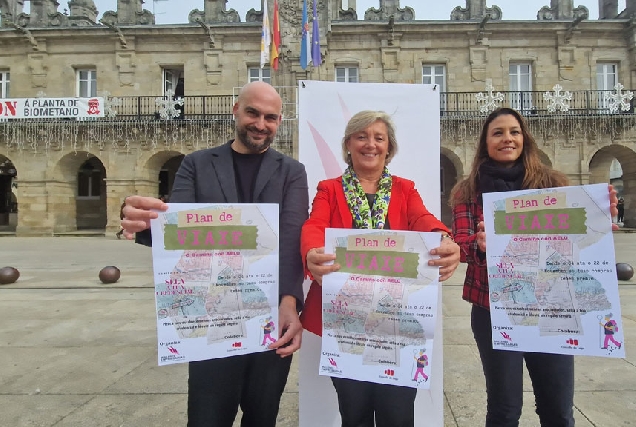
[1,0,636,234]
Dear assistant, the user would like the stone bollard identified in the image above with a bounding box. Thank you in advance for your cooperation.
[99,266,121,284]
[616,263,634,281]
[0,266,20,285]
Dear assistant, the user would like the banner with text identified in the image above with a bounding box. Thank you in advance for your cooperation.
[0,97,105,119]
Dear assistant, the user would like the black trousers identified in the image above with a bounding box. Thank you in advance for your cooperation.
[471,305,575,427]
[187,351,292,427]
[331,377,417,427]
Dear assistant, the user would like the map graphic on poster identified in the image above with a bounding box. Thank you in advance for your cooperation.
[150,203,280,365]
[320,228,442,389]
[482,184,625,358]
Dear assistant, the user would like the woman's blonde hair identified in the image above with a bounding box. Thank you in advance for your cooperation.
[341,110,399,166]
[450,108,568,207]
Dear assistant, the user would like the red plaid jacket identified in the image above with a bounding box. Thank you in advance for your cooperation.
[452,199,490,309]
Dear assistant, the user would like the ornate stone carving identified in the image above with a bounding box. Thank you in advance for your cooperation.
[189,0,240,24]
[28,53,48,88]
[246,8,263,23]
[102,0,155,26]
[278,0,302,38]
[537,4,588,21]
[204,50,223,85]
[100,11,118,26]
[68,0,98,24]
[451,1,502,21]
[365,0,415,21]
[188,10,205,24]
[338,8,357,21]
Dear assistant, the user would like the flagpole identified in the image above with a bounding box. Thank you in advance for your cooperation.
[300,0,309,70]
[260,0,271,69]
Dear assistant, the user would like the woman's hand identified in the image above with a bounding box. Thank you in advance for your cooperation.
[121,195,168,239]
[429,235,460,282]
[306,247,340,286]
[476,221,487,252]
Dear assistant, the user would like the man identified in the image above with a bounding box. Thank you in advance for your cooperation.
[121,81,309,427]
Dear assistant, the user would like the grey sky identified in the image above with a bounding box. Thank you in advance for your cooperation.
[44,1,630,23]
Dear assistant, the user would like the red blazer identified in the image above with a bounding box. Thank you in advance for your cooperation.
[300,175,450,336]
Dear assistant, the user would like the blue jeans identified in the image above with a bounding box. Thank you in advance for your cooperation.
[471,305,575,427]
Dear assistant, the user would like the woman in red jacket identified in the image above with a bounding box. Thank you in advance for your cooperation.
[300,110,460,427]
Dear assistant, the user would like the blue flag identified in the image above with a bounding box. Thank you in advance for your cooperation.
[311,0,321,67]
[300,0,309,69]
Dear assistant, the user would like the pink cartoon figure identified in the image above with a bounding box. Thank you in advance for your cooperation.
[413,349,429,382]
[261,316,276,346]
[600,313,622,349]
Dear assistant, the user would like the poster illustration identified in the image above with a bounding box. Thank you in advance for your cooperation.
[321,228,442,388]
[482,184,625,358]
[150,203,280,365]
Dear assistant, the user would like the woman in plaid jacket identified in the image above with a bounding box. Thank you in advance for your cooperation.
[450,107,618,427]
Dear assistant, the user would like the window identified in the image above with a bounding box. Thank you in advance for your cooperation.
[422,65,445,90]
[163,68,184,96]
[76,69,97,97]
[77,161,102,199]
[335,66,358,83]
[249,67,271,84]
[509,63,533,112]
[422,65,446,110]
[597,63,618,111]
[0,71,9,98]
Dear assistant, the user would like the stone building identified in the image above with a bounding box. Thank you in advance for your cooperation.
[1,0,636,234]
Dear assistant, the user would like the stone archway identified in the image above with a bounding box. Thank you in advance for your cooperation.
[139,150,185,199]
[51,152,107,232]
[159,154,185,200]
[589,145,636,228]
[0,155,17,231]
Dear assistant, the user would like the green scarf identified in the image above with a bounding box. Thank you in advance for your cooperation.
[341,166,392,229]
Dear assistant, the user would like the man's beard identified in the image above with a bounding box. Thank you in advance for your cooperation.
[236,125,274,153]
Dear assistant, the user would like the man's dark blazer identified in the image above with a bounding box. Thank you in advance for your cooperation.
[169,141,309,309]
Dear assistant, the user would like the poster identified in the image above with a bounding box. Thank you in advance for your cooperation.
[482,184,625,358]
[150,203,280,365]
[321,228,441,389]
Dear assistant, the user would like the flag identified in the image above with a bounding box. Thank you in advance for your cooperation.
[271,0,281,70]
[300,0,309,69]
[260,3,271,69]
[311,0,321,67]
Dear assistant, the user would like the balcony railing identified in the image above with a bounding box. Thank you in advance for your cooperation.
[5,90,626,121]
[114,95,236,120]
[440,90,635,117]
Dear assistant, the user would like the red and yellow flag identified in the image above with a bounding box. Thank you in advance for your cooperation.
[271,0,281,70]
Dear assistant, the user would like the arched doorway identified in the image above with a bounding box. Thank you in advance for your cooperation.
[589,145,636,228]
[0,155,17,231]
[76,157,107,230]
[159,154,185,200]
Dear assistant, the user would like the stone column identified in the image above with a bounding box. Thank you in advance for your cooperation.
[467,0,487,19]
[15,180,55,235]
[621,172,636,228]
[47,180,77,233]
[599,0,618,19]
[551,0,574,18]
[627,0,636,17]
[105,178,137,233]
